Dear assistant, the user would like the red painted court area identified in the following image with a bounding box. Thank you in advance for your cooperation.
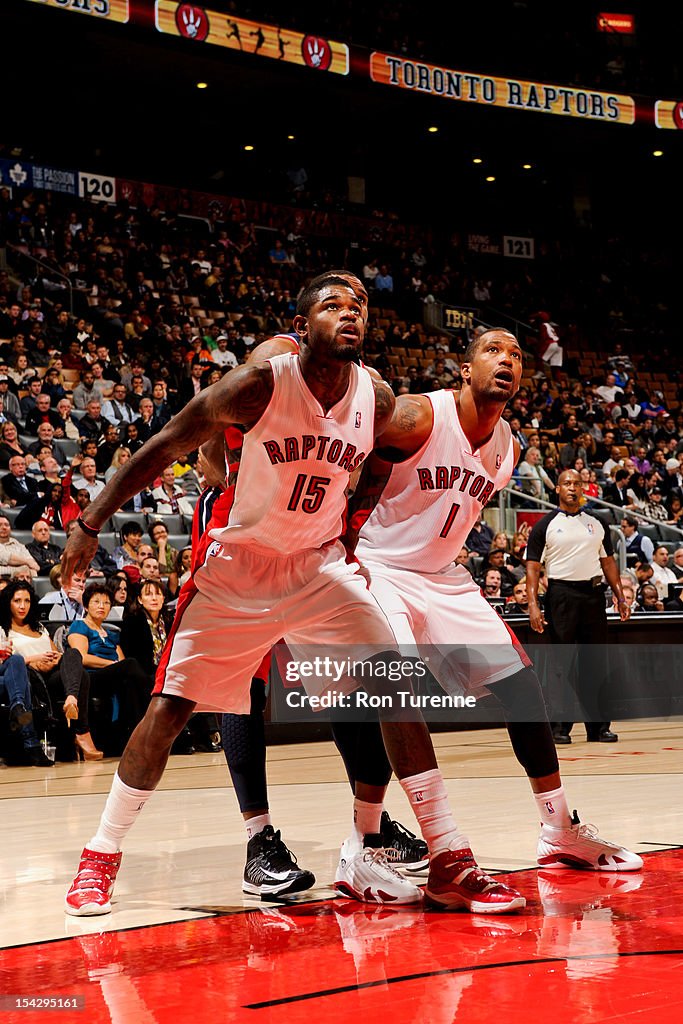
[3,850,683,1024]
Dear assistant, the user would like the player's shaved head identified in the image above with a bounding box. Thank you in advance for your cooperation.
[463,328,518,364]
[296,271,367,316]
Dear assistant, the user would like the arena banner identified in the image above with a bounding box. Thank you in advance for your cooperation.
[0,159,34,191]
[155,2,349,76]
[369,52,636,125]
[78,171,117,203]
[23,0,129,23]
[32,164,79,196]
[654,100,683,130]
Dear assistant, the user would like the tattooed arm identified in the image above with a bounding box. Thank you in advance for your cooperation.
[60,363,274,584]
[372,376,396,438]
[344,394,433,558]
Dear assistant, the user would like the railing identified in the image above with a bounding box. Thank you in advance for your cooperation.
[5,243,74,315]
[497,485,683,575]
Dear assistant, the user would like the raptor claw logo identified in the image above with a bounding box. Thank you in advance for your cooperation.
[175,3,209,42]
[302,35,332,71]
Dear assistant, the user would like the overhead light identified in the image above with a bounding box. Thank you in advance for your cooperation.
[485,176,496,182]
[473,157,483,164]
[287,134,295,140]
[522,163,532,170]
[196,81,208,90]
[653,150,664,157]
[243,145,254,152]
[428,126,438,133]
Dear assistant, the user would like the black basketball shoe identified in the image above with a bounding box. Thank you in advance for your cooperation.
[380,811,430,873]
[242,826,316,897]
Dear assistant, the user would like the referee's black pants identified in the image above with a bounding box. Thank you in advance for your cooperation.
[544,580,611,739]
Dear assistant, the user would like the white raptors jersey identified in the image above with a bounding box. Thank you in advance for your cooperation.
[357,390,514,573]
[210,352,376,555]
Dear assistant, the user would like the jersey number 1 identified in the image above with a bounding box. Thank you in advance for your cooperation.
[287,474,331,514]
[440,502,461,538]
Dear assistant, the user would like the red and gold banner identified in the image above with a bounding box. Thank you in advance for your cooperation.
[155,2,349,76]
[24,0,129,23]
[597,12,635,34]
[654,100,683,130]
[370,52,636,125]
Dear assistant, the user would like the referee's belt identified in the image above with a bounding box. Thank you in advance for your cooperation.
[547,577,604,590]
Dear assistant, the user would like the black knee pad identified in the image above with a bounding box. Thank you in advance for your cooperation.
[489,668,558,778]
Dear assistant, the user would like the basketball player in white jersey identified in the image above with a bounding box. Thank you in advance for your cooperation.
[60,273,494,916]
[343,327,642,908]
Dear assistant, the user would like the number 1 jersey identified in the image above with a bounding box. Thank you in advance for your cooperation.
[356,390,514,574]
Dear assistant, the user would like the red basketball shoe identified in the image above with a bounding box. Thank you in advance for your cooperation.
[425,847,526,913]
[65,847,122,916]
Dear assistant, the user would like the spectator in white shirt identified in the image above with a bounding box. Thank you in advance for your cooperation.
[517,447,555,500]
[151,466,194,516]
[211,334,238,369]
[650,546,678,600]
[71,457,105,500]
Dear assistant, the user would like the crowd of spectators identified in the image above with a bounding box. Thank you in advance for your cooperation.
[0,173,682,764]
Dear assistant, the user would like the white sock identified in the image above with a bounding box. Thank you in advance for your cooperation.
[88,773,153,854]
[245,813,272,840]
[534,785,572,828]
[352,798,383,845]
[400,769,469,856]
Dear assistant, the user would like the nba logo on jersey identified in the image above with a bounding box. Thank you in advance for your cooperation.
[355,411,362,428]
[586,522,594,534]
[496,454,502,469]
[415,791,424,802]
[545,800,555,815]
[206,541,223,560]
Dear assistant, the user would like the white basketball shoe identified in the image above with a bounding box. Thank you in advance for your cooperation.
[537,811,643,871]
[335,834,423,904]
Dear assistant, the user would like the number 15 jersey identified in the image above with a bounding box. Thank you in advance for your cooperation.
[356,390,514,574]
[209,352,376,555]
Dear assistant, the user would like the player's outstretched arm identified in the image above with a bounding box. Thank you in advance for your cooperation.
[372,377,396,438]
[60,363,274,585]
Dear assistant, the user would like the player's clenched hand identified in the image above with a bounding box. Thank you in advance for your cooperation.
[61,528,98,589]
[528,603,546,633]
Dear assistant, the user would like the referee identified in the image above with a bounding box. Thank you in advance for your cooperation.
[526,469,630,744]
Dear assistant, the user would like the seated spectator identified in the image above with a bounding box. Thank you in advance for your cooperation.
[211,334,239,369]
[0,635,53,766]
[26,521,63,576]
[603,468,632,508]
[8,353,37,389]
[507,578,529,615]
[96,423,123,474]
[122,421,144,455]
[636,583,664,612]
[0,514,39,579]
[41,367,68,406]
[19,378,44,420]
[608,577,637,615]
[669,546,683,579]
[168,545,192,598]
[517,446,555,500]
[481,568,502,600]
[148,520,179,578]
[621,515,655,564]
[120,579,172,678]
[71,457,105,501]
[72,369,99,411]
[0,580,101,761]
[139,555,163,586]
[152,466,194,515]
[666,495,683,527]
[16,482,65,531]
[105,572,135,620]
[150,381,173,428]
[24,394,63,437]
[133,397,163,443]
[642,486,668,522]
[77,398,110,442]
[663,458,683,501]
[66,584,151,744]
[55,398,80,441]
[104,446,131,484]
[480,549,519,594]
[27,423,67,468]
[118,483,157,514]
[112,521,144,570]
[0,376,21,422]
[1,456,41,507]
[90,360,116,401]
[465,511,494,555]
[101,382,136,425]
[0,421,28,471]
[650,546,678,601]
